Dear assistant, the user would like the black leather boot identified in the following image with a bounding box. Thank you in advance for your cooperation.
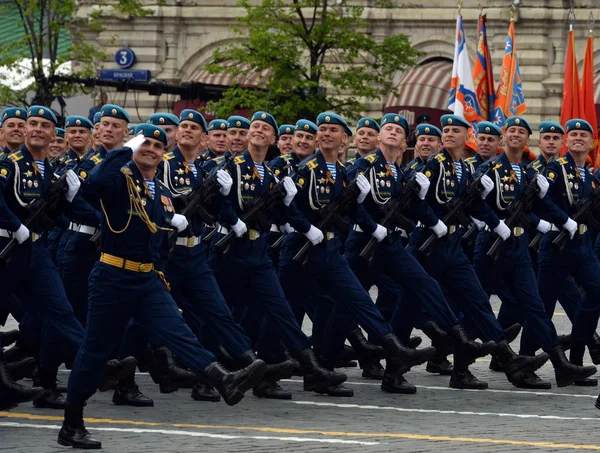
[57,403,101,449]
[422,322,453,375]
[381,333,436,375]
[426,357,454,375]
[8,357,36,381]
[296,349,347,393]
[34,389,66,409]
[97,357,138,392]
[512,371,552,389]
[347,328,385,367]
[489,355,504,372]
[550,346,597,387]
[451,325,496,360]
[0,359,45,403]
[153,348,200,393]
[191,381,221,402]
[0,329,20,348]
[570,343,598,387]
[381,371,417,394]
[361,360,385,379]
[112,373,154,407]
[559,334,571,351]
[449,353,488,390]
[310,358,353,397]
[504,323,522,344]
[203,360,266,406]
[587,333,600,365]
[409,336,423,348]
[237,350,296,382]
[253,380,292,400]
[493,341,549,385]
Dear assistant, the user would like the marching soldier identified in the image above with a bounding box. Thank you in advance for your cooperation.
[277,124,295,154]
[148,112,180,152]
[91,112,102,151]
[199,119,229,161]
[346,117,380,166]
[405,123,442,173]
[464,121,503,174]
[227,115,250,155]
[0,107,27,158]
[48,128,68,161]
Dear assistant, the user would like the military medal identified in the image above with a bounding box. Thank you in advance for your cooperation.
[244,182,250,190]
[569,182,574,188]
[27,180,32,188]
[325,187,330,193]
[33,180,38,188]
[386,180,391,188]
[185,178,190,185]
[320,186,325,194]
[510,184,515,191]
[250,184,256,191]
[141,198,147,206]
[504,184,509,191]
[575,183,579,190]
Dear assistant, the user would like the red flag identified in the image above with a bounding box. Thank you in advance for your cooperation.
[560,27,584,155]
[581,33,599,168]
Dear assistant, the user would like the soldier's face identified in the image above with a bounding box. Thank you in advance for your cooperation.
[379,123,406,148]
[66,127,91,152]
[177,121,204,150]
[92,123,100,147]
[277,134,294,154]
[248,121,275,148]
[354,127,378,154]
[133,137,165,170]
[159,125,177,150]
[2,118,26,148]
[476,134,501,160]
[293,131,316,158]
[504,126,529,150]
[415,135,440,159]
[442,126,468,150]
[48,136,67,159]
[566,130,593,154]
[317,124,345,153]
[538,133,563,157]
[26,117,55,150]
[208,130,228,154]
[99,117,128,150]
[228,128,249,153]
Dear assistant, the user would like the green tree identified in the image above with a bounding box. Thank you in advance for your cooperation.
[0,0,156,112]
[206,0,422,122]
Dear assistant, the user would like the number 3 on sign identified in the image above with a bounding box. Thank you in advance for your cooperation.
[114,48,136,69]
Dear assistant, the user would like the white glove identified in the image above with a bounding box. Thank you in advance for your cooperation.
[12,224,29,244]
[355,174,370,204]
[372,224,387,242]
[415,172,430,200]
[65,170,81,203]
[536,219,551,234]
[470,216,486,230]
[171,213,189,233]
[563,217,577,239]
[231,218,248,238]
[279,223,294,234]
[304,225,324,245]
[217,169,232,196]
[123,134,146,153]
[493,220,511,241]
[480,174,494,200]
[536,174,549,199]
[282,176,297,206]
[431,220,448,238]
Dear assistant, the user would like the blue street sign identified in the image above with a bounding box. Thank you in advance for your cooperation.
[115,48,136,69]
[99,69,151,82]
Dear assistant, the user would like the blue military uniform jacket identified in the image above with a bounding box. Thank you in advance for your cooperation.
[0,146,60,233]
[464,153,484,174]
[268,152,300,178]
[404,156,425,173]
[83,148,175,263]
[346,149,438,234]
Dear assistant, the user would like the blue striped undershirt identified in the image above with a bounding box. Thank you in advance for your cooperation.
[35,160,45,177]
[511,164,522,183]
[577,166,586,182]
[387,162,398,181]
[255,163,264,182]
[453,161,462,182]
[145,179,155,199]
[326,162,337,181]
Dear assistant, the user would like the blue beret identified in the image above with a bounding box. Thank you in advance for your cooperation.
[28,105,57,125]
[1,107,26,125]
[179,109,208,133]
[208,119,228,132]
[278,124,295,136]
[251,111,278,134]
[538,121,565,135]
[440,114,470,129]
[55,128,65,138]
[295,119,317,135]
[65,116,93,130]
[148,112,179,127]
[93,112,102,124]
[228,115,251,130]
[356,117,381,133]
[505,116,532,135]
[134,124,167,146]
[566,118,593,134]
[316,112,353,136]
[100,104,130,123]
[381,113,409,136]
[476,121,503,137]
[415,123,442,138]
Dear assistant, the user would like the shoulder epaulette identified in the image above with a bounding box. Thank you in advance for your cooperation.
[164,152,175,161]
[434,153,446,163]
[305,158,318,171]
[364,153,377,164]
[464,156,477,165]
[212,156,226,166]
[7,150,23,163]
[337,160,346,168]
[282,154,293,162]
[556,157,569,165]
[90,153,103,165]
[530,160,542,170]
[233,155,245,166]
[120,166,133,176]
[345,157,356,166]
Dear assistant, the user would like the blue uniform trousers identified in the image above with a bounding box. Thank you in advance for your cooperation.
[67,262,216,405]
[409,227,504,343]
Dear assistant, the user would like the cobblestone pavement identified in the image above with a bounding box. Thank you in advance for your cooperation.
[1,296,600,453]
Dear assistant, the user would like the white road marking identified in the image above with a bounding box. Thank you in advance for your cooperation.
[0,422,380,445]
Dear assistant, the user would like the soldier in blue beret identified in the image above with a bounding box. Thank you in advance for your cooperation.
[526,121,564,180]
[269,119,318,180]
[179,109,208,133]
[227,115,251,156]
[0,107,27,157]
[277,124,295,155]
[464,121,503,173]
[348,117,380,165]
[201,119,228,161]
[58,131,268,449]
[506,116,532,135]
[93,112,102,125]
[49,128,67,161]
[148,112,179,152]
[405,124,442,172]
[91,112,102,150]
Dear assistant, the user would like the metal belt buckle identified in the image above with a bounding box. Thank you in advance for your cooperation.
[579,224,588,235]
[186,236,196,247]
[326,232,335,240]
[31,233,41,242]
[248,229,260,240]
[513,227,524,237]
[448,225,456,235]
[139,263,153,272]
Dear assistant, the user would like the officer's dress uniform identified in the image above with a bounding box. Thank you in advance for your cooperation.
[66,147,217,406]
[158,147,252,358]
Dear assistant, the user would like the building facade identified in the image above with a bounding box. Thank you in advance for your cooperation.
[75,0,600,133]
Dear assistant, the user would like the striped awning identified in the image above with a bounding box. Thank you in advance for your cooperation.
[188,60,272,88]
[385,60,452,110]
[594,72,600,103]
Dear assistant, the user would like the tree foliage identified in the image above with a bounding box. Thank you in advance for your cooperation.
[0,0,157,111]
[206,0,422,122]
